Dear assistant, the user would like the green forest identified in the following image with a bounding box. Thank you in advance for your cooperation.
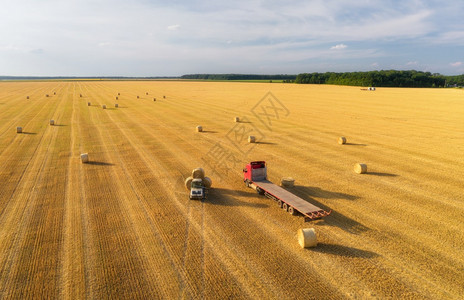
[295,70,464,87]
[181,71,464,87]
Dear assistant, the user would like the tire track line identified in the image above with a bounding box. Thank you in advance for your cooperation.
[0,85,68,297]
[60,82,89,299]
[89,83,263,298]
[78,82,165,298]
[101,99,309,298]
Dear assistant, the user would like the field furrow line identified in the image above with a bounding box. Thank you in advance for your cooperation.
[100,99,339,299]
[1,81,462,298]
[0,83,58,141]
[84,83,212,298]
[87,96,279,298]
[59,83,89,299]
[0,91,65,213]
[103,81,462,298]
[0,87,69,298]
[75,85,169,298]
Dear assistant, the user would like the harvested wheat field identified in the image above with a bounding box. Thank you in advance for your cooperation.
[0,80,463,299]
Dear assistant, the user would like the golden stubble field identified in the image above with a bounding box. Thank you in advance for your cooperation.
[0,80,463,299]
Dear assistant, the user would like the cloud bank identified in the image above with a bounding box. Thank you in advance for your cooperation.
[0,0,463,76]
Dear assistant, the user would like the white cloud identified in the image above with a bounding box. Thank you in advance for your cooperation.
[330,44,347,50]
[406,61,418,66]
[29,48,44,54]
[429,31,464,45]
[450,61,462,67]
[0,0,462,75]
[167,24,180,31]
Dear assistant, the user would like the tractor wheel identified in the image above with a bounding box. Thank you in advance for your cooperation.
[282,203,288,211]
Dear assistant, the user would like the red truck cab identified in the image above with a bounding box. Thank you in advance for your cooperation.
[243,161,267,183]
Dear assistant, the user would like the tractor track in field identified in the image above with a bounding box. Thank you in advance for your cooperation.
[0,88,65,217]
[91,81,209,299]
[86,84,284,298]
[0,87,68,297]
[91,87,340,299]
[1,81,463,299]
[115,82,464,297]
[0,83,61,141]
[97,81,460,298]
[79,83,182,298]
[0,86,66,218]
[60,82,93,299]
[84,84,212,298]
[71,84,150,298]
[93,83,376,297]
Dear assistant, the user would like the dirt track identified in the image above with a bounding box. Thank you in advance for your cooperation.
[0,81,463,299]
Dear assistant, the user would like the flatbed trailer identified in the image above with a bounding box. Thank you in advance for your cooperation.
[244,161,331,222]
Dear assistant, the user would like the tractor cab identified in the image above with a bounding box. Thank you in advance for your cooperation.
[189,178,206,200]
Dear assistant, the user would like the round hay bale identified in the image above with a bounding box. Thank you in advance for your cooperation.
[80,153,89,163]
[87,102,91,106]
[281,177,295,187]
[338,136,347,145]
[163,95,166,99]
[153,98,156,101]
[146,92,148,95]
[298,228,317,248]
[114,103,119,108]
[354,163,367,174]
[118,92,120,95]
[49,119,55,125]
[192,168,205,179]
[54,92,56,95]
[26,96,29,99]
[203,177,212,189]
[196,126,203,132]
[185,176,193,190]
[116,96,118,100]
[45,94,49,97]
[16,126,23,133]
[248,136,256,143]
[234,116,240,122]
[80,94,82,97]
[137,96,139,99]
[102,104,107,109]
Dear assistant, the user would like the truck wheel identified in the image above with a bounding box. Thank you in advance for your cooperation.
[256,187,264,195]
[282,203,288,211]
[288,206,298,216]
[277,200,283,208]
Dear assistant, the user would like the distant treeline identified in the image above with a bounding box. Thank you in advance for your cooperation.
[180,74,296,81]
[295,70,464,88]
[2,72,464,87]
[446,74,464,86]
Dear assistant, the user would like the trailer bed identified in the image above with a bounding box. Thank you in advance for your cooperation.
[253,180,330,221]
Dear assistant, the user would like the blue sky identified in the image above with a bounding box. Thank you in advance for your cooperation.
[0,0,463,76]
